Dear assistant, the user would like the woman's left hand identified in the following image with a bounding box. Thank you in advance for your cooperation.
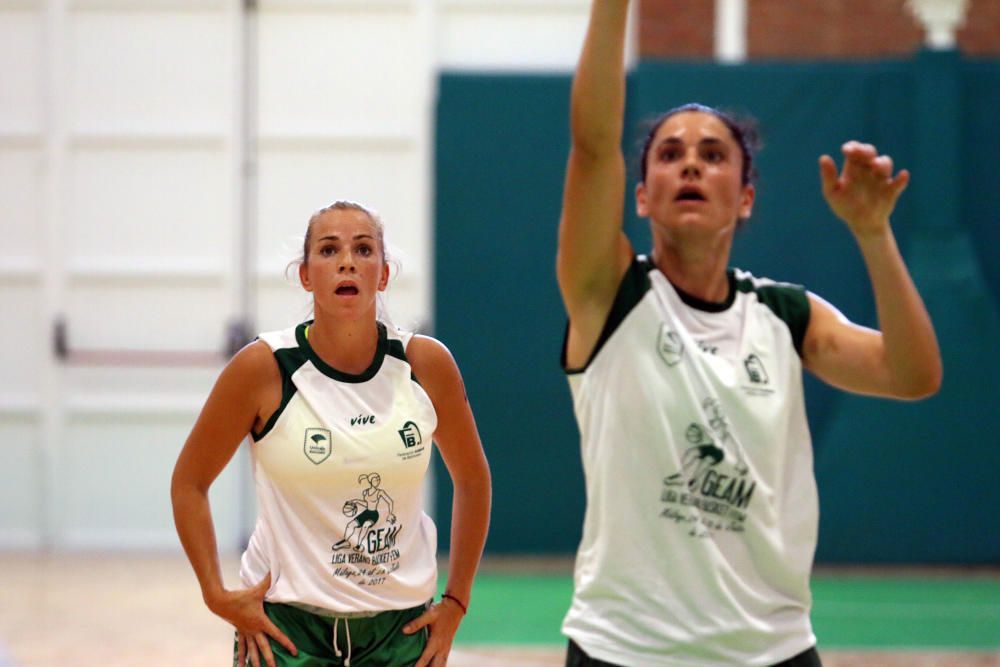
[403,597,466,667]
[819,141,909,238]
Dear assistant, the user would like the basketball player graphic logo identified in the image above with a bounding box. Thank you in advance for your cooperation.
[665,423,725,489]
[332,472,397,552]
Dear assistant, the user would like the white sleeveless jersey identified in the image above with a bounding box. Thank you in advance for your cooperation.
[240,322,439,614]
[562,256,818,666]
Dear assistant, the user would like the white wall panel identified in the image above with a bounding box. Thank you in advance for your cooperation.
[0,285,44,398]
[65,282,230,350]
[438,1,589,71]
[2,0,592,551]
[258,8,424,137]
[256,145,426,281]
[0,417,42,548]
[256,282,314,334]
[0,9,43,134]
[0,146,43,263]
[65,366,221,401]
[68,10,233,134]
[67,146,231,269]
[55,412,244,550]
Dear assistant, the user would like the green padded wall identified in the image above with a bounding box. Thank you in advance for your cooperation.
[434,55,1000,563]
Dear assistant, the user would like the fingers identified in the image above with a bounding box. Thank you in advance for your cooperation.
[403,608,435,635]
[890,168,910,200]
[842,140,876,163]
[415,640,451,667]
[264,617,298,656]
[255,632,277,667]
[414,643,442,667]
[872,154,894,179]
[840,142,898,181]
[246,635,261,667]
[818,155,838,195]
[236,632,246,667]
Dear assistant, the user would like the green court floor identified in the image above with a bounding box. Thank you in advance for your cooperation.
[442,572,1000,649]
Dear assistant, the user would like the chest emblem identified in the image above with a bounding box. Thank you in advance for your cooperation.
[398,421,422,448]
[741,352,775,396]
[303,427,332,465]
[744,353,769,384]
[657,325,685,367]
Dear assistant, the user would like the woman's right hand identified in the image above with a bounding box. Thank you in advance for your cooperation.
[209,573,297,667]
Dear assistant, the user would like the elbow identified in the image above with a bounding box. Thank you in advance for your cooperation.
[170,466,208,507]
[914,370,943,400]
[895,365,943,401]
[454,465,492,503]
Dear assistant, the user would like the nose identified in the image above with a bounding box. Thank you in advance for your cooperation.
[681,150,701,179]
[338,252,356,273]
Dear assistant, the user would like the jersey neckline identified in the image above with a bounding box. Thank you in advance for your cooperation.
[669,269,737,313]
[640,256,737,313]
[295,320,389,383]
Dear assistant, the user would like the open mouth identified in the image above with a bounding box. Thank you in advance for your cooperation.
[675,187,707,202]
[335,285,359,296]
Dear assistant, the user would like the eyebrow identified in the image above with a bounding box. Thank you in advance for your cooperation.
[658,137,727,148]
[316,234,376,242]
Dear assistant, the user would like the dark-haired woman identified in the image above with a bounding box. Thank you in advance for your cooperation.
[172,201,491,667]
[557,2,941,666]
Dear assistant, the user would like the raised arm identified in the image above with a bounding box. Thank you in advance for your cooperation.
[171,341,297,667]
[558,0,635,368]
[803,141,942,400]
[402,335,491,667]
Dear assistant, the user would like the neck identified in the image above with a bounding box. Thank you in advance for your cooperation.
[307,312,381,375]
[651,231,733,303]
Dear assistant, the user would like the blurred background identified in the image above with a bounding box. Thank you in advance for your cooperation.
[0,0,998,665]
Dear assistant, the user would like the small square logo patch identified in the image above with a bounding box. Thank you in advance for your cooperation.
[304,428,332,465]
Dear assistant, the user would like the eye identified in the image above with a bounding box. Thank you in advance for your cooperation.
[660,147,681,161]
[356,243,373,257]
[704,149,725,163]
[319,244,335,257]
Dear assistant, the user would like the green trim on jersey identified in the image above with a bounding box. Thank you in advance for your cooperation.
[736,277,811,357]
[561,256,812,372]
[562,255,653,374]
[386,335,422,386]
[296,321,389,383]
[252,346,308,442]
[670,267,738,313]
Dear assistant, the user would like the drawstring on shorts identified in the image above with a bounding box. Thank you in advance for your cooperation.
[332,616,352,666]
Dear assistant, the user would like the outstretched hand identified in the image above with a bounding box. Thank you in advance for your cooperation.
[212,573,297,667]
[403,597,466,667]
[819,141,909,238]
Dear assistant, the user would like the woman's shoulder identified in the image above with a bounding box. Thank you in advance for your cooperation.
[404,334,455,370]
[404,334,463,396]
[224,339,282,387]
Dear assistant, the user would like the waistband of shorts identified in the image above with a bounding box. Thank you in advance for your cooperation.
[284,600,427,619]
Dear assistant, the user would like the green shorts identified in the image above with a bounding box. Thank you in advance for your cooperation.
[234,601,429,667]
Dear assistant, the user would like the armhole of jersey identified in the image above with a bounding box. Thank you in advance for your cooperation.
[561,255,653,374]
[252,347,307,442]
[753,283,812,357]
[394,331,423,387]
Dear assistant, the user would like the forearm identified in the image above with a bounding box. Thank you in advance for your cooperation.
[444,471,492,607]
[856,227,942,397]
[571,0,630,155]
[171,482,228,609]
